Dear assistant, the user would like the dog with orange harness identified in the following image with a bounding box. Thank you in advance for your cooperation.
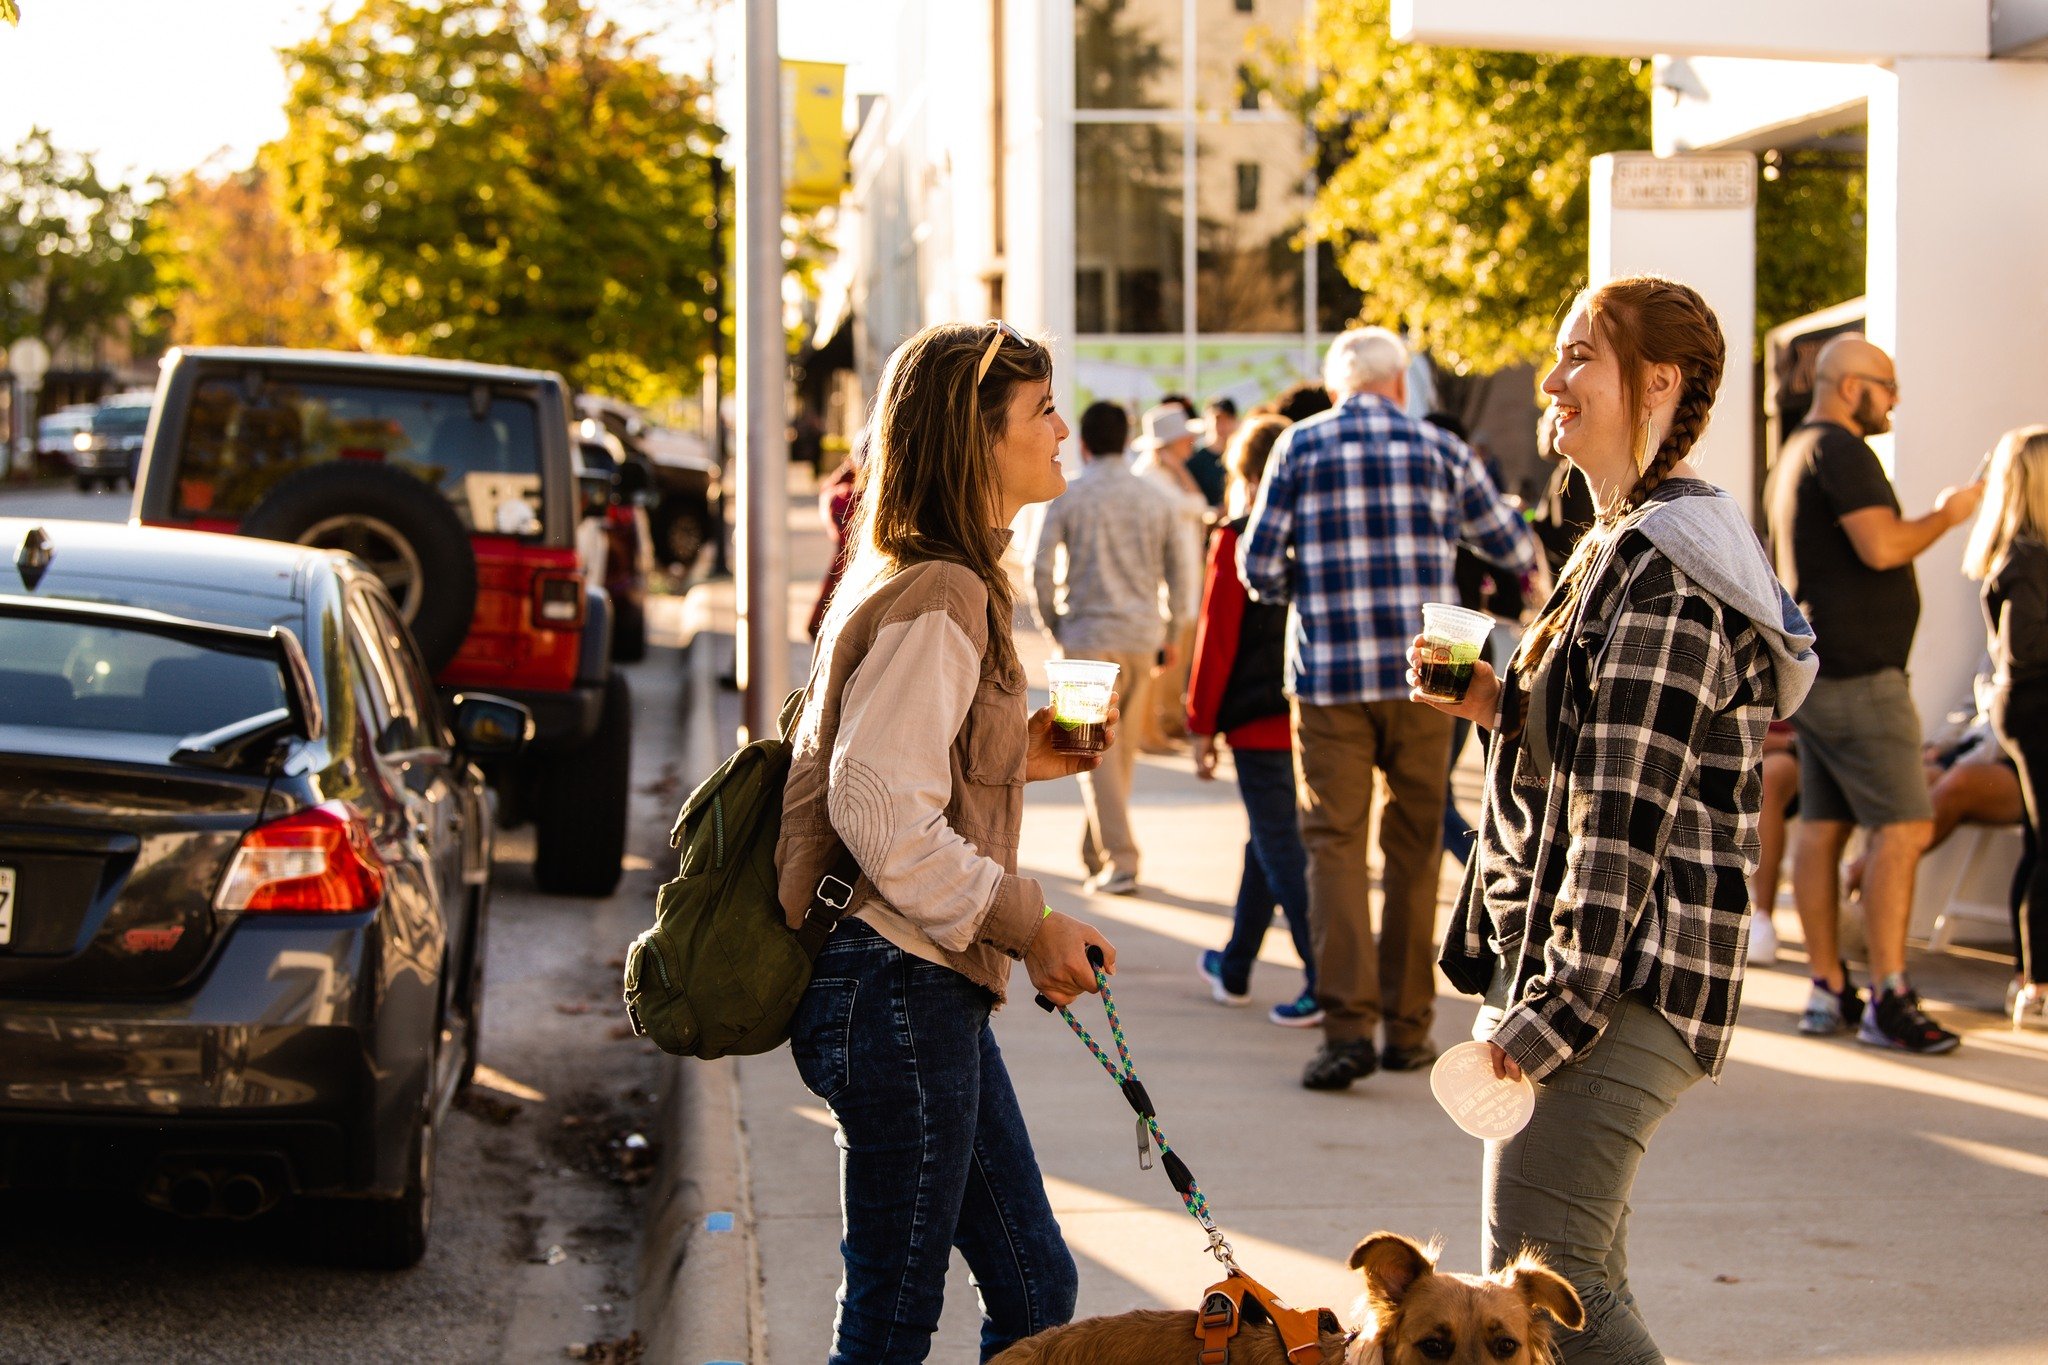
[989,1231,1582,1364]
[1006,953,1582,1364]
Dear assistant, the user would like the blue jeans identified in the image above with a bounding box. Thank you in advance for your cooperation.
[1442,717,1476,865]
[789,921,1078,1363]
[1217,747,1315,996]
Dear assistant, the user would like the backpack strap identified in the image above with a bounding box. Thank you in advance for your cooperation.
[785,649,861,958]
[794,844,861,958]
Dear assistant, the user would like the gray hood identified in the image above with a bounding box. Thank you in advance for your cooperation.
[1636,489,1818,719]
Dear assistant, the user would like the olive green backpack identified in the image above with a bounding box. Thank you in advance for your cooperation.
[623,690,859,1059]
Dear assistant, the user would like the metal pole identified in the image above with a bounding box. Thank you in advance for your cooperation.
[736,0,788,743]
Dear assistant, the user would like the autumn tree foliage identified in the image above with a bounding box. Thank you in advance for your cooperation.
[151,164,351,349]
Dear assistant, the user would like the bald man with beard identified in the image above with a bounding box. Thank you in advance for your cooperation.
[1766,335,1984,1054]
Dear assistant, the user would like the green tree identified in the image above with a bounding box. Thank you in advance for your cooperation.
[1295,1,1864,371]
[151,162,352,349]
[0,129,156,353]
[273,0,723,399]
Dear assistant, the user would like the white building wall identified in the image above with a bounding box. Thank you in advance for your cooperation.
[1866,58,2048,724]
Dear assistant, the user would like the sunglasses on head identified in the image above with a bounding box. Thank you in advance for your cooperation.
[975,319,1026,384]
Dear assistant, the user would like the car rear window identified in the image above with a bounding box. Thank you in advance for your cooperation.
[91,404,151,435]
[170,375,545,534]
[0,617,288,741]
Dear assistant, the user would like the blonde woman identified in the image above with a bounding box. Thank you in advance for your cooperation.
[1963,424,2048,1029]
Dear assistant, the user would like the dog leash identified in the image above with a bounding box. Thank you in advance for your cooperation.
[1036,945,1240,1274]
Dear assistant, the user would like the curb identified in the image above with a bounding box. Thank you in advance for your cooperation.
[636,614,763,1364]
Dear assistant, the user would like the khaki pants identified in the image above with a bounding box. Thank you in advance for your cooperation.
[1135,625,1196,751]
[1077,649,1155,880]
[1292,698,1453,1050]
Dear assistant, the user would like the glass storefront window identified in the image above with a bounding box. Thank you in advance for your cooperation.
[1076,0,1183,112]
[1196,124,1304,333]
[1076,122,1185,334]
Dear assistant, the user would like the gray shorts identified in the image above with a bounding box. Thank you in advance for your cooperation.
[1790,668,1934,827]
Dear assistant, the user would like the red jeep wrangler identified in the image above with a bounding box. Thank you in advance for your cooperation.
[131,347,631,896]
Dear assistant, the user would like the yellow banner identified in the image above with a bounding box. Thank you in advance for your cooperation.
[782,60,847,213]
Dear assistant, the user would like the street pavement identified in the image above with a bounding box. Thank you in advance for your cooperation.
[671,488,2048,1365]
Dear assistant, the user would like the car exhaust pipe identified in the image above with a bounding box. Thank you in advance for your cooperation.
[166,1170,215,1219]
[217,1172,272,1221]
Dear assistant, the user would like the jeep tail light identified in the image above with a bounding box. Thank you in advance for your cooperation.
[533,570,586,629]
[216,801,386,913]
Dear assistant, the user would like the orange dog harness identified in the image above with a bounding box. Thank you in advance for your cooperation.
[1040,955,1343,1364]
[1195,1267,1328,1364]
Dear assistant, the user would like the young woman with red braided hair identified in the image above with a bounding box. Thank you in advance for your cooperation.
[1415,277,1820,1363]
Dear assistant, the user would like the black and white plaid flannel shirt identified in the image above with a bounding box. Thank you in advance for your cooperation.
[1441,499,1775,1083]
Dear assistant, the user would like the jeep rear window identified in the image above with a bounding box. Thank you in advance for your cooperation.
[171,376,545,535]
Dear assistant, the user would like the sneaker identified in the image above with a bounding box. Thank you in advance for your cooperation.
[1301,1039,1378,1091]
[1085,870,1139,897]
[2012,981,2048,1032]
[1798,967,1865,1037]
[1380,1038,1440,1072]
[1858,987,1961,1055]
[1268,991,1324,1028]
[1197,950,1250,1007]
[1747,911,1779,966]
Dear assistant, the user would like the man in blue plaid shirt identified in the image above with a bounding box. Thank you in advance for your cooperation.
[1239,327,1537,1091]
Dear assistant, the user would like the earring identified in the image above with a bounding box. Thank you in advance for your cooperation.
[1636,420,1661,474]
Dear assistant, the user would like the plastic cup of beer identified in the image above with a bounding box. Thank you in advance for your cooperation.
[1416,603,1495,704]
[1044,658,1119,754]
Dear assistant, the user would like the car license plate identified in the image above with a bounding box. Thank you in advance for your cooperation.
[0,865,13,946]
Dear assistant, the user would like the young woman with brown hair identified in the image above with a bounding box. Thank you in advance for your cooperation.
[777,321,1118,1362]
[1418,277,1819,1363]
[1188,413,1321,1024]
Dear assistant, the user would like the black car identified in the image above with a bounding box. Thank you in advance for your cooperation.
[70,393,154,492]
[0,518,530,1268]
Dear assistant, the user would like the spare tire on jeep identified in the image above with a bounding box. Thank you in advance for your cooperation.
[243,463,480,674]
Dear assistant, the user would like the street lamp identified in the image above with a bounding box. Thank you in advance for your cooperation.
[735,0,788,743]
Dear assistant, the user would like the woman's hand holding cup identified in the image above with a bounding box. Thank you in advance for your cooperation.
[1408,636,1500,726]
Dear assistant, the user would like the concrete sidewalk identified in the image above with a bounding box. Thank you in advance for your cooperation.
[656,498,2048,1365]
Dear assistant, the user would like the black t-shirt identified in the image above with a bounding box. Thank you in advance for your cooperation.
[1186,445,1227,508]
[1767,421,1919,678]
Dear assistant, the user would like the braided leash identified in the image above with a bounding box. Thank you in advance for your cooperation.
[1037,946,1240,1273]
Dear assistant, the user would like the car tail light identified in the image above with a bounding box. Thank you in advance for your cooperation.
[533,570,587,629]
[215,802,386,913]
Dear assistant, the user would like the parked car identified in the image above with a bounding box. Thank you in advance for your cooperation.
[70,391,155,492]
[575,420,654,663]
[34,404,95,478]
[131,347,633,897]
[573,392,721,571]
[0,517,531,1267]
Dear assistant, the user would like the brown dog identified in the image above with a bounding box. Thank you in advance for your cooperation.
[1348,1232,1583,1364]
[987,1233,1582,1365]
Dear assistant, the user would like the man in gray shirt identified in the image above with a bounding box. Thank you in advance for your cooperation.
[1032,401,1198,895]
